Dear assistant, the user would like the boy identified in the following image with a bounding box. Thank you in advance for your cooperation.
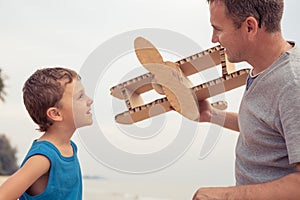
[0,67,93,199]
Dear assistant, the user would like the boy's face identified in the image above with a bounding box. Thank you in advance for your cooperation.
[59,78,93,129]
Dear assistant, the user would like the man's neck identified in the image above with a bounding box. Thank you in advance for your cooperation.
[248,32,293,75]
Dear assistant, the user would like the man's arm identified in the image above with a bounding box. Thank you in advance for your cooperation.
[192,163,300,200]
[0,155,50,200]
[198,100,239,132]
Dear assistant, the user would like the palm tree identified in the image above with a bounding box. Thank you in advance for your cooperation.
[0,69,6,102]
[0,134,18,175]
[0,70,16,175]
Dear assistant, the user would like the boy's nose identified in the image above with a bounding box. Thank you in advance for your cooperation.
[88,97,93,106]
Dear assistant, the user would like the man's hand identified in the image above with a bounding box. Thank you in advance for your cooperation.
[192,187,230,200]
[192,165,300,200]
[198,99,240,131]
[198,99,213,122]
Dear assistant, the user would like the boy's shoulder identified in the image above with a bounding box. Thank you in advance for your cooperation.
[22,140,77,166]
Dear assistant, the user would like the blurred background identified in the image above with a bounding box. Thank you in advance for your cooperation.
[0,0,299,199]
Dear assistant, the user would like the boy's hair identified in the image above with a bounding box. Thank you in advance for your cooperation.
[207,0,284,33]
[23,67,78,132]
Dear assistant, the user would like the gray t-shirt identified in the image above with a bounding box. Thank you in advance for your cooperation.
[236,42,300,185]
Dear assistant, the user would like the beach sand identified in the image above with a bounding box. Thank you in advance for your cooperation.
[83,180,192,200]
[83,179,194,200]
[0,176,192,199]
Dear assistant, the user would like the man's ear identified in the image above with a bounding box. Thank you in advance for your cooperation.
[244,16,259,36]
[46,107,63,122]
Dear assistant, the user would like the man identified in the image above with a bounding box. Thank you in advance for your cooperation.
[193,0,300,199]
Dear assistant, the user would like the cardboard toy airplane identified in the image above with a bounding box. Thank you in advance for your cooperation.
[110,37,250,124]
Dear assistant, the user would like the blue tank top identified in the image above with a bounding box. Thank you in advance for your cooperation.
[19,140,82,200]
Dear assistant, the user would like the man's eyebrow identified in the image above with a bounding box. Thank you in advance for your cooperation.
[211,24,222,30]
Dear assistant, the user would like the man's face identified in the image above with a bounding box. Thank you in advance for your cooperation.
[209,1,248,63]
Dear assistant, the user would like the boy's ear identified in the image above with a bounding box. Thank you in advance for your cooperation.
[46,107,63,121]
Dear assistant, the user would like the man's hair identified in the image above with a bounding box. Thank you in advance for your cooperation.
[207,0,284,32]
[23,67,78,132]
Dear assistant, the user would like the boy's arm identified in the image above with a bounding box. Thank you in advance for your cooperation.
[192,163,300,200]
[0,155,50,200]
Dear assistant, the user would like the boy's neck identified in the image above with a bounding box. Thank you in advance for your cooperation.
[38,125,76,155]
[38,126,75,157]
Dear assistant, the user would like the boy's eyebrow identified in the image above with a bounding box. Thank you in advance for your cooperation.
[75,89,84,95]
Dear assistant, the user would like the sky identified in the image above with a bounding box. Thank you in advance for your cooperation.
[0,0,300,195]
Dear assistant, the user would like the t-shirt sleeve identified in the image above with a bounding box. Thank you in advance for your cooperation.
[279,79,300,164]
